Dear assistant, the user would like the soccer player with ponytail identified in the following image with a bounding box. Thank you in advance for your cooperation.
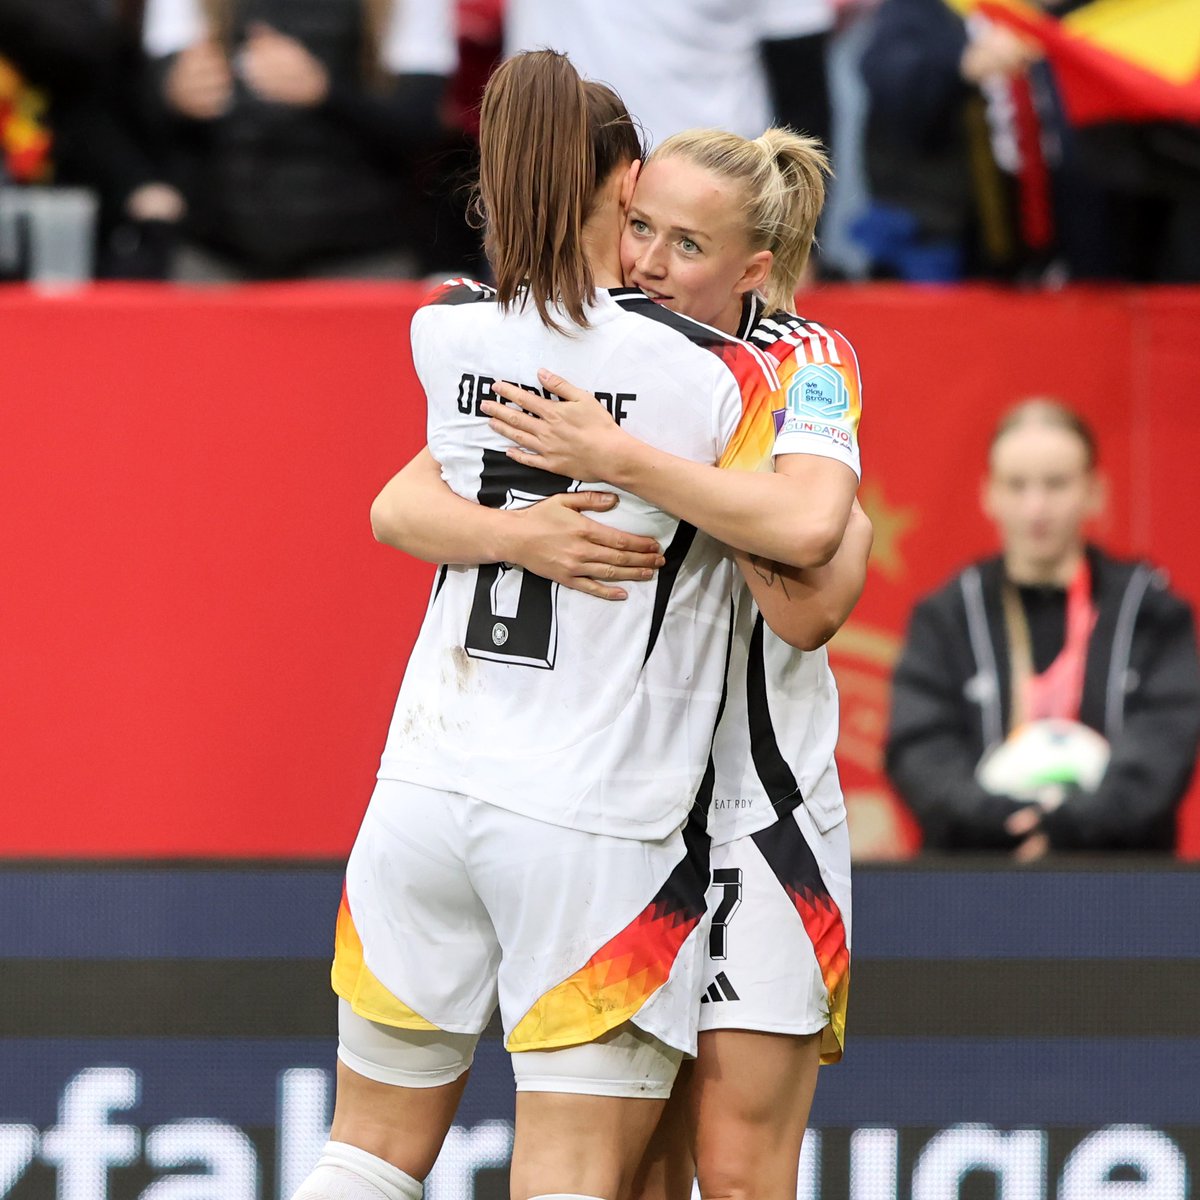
[379,123,868,1197]
[293,52,821,1200]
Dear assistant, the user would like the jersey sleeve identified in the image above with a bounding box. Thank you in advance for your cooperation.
[713,342,784,472]
[419,277,496,308]
[770,323,863,479]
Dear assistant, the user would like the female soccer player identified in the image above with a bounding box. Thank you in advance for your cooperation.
[294,53,837,1200]
[377,127,868,1200]
[490,129,864,1200]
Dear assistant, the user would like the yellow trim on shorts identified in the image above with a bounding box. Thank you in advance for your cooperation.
[821,965,848,1065]
[331,889,439,1032]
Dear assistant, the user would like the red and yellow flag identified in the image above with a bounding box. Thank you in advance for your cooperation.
[946,0,1200,124]
[0,56,52,182]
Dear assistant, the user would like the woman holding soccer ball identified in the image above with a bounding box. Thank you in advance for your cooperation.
[887,400,1200,858]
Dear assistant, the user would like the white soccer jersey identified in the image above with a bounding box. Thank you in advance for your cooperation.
[378,282,783,841]
[705,297,864,845]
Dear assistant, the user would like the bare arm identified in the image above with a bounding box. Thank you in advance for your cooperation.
[369,447,665,601]
[486,372,858,568]
[739,499,873,651]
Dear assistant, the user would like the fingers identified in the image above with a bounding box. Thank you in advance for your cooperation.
[492,419,540,451]
[504,447,554,473]
[556,562,657,598]
[536,367,596,405]
[558,576,628,602]
[549,493,663,555]
[584,562,657,582]
[481,398,540,439]
[557,491,619,514]
[490,381,554,417]
[584,544,663,570]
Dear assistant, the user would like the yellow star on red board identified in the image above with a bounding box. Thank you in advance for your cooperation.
[859,479,917,581]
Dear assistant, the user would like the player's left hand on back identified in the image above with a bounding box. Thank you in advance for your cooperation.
[486,370,626,482]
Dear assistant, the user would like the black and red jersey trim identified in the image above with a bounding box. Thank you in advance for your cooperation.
[423,278,498,307]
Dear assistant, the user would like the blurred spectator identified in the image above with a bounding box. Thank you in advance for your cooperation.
[855,0,1120,281]
[143,0,456,280]
[0,0,184,279]
[504,0,835,154]
[886,400,1200,856]
[1071,120,1200,283]
[854,0,1200,283]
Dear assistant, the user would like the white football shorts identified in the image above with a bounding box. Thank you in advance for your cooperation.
[333,779,711,1059]
[696,801,851,1063]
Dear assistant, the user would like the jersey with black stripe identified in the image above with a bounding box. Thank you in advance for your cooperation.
[707,296,864,845]
[377,281,783,841]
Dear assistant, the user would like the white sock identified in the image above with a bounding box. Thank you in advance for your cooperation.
[291,1141,423,1200]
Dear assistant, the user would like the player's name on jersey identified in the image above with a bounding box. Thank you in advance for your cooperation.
[455,372,637,425]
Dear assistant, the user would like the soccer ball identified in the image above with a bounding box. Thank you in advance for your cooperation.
[976,719,1111,801]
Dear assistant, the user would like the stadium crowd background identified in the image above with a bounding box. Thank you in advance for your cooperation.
[1,0,1197,287]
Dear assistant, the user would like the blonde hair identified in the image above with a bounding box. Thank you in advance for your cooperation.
[475,51,642,332]
[991,399,1098,470]
[650,127,830,313]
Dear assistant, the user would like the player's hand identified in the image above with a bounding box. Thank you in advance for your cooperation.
[240,22,330,107]
[486,370,630,483]
[506,492,664,601]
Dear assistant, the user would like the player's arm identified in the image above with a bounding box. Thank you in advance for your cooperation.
[485,372,856,568]
[740,497,873,651]
[369,447,665,601]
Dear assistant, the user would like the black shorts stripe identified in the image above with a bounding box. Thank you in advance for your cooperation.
[747,612,803,818]
[750,805,828,904]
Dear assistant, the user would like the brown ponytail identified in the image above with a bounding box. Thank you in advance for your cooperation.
[475,51,642,331]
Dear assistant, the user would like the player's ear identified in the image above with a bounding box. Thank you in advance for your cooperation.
[736,249,772,295]
[620,159,641,213]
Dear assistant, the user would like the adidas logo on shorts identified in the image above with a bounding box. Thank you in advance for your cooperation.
[700,971,740,1003]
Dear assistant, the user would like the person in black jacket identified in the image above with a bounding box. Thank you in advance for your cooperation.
[886,399,1200,856]
[143,0,456,279]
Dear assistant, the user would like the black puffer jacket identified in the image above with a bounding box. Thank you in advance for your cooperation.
[886,547,1200,851]
[153,0,447,272]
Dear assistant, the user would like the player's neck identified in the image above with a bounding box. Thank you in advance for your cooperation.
[582,231,623,288]
[582,192,625,288]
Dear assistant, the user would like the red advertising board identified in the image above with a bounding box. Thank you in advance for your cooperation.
[3,284,1198,857]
